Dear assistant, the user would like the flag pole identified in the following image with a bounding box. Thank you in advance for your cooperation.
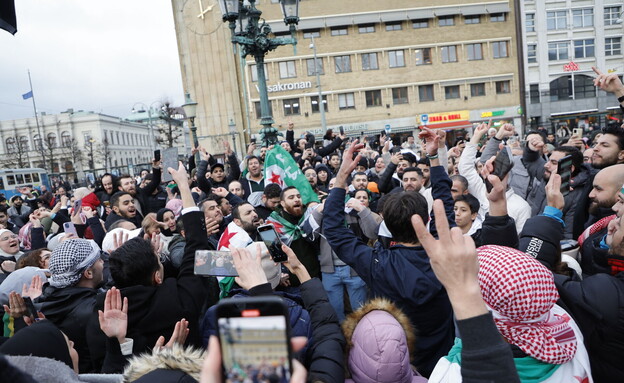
[27,70,46,170]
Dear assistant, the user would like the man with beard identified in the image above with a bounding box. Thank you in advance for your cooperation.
[266,186,319,286]
[377,151,417,194]
[39,239,105,372]
[526,146,590,239]
[104,192,142,230]
[520,172,624,382]
[219,203,263,248]
[95,173,116,220]
[117,159,161,218]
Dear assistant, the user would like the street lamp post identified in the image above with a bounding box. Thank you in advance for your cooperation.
[131,101,162,152]
[219,0,300,147]
[228,118,238,154]
[310,35,326,131]
[88,138,95,169]
[182,93,199,164]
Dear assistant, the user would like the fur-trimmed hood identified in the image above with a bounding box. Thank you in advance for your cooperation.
[123,345,205,382]
[342,298,426,383]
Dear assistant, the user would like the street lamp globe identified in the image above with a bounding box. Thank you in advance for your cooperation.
[218,0,240,22]
[181,93,198,120]
[280,0,300,25]
[235,7,250,35]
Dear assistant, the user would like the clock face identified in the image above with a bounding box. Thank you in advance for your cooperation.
[182,0,222,35]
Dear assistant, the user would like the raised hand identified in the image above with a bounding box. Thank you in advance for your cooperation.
[335,139,365,188]
[168,162,189,186]
[98,287,128,344]
[470,122,490,145]
[418,126,440,156]
[592,66,624,95]
[22,274,43,300]
[211,187,228,198]
[205,218,220,236]
[230,245,267,291]
[545,173,565,211]
[281,244,310,283]
[495,122,514,140]
[154,319,190,351]
[3,291,27,319]
[108,230,130,253]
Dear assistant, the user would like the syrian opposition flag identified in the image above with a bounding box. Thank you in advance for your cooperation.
[264,145,319,205]
[218,221,254,250]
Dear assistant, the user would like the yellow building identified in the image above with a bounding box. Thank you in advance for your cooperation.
[172,0,522,152]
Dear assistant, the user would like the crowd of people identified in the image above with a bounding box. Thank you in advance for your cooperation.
[0,70,623,383]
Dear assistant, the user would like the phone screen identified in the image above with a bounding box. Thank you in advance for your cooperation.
[485,147,514,193]
[257,225,288,262]
[218,304,291,381]
[154,149,161,162]
[72,199,82,217]
[194,250,238,277]
[557,155,573,197]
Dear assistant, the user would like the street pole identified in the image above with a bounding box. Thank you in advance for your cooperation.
[27,70,47,170]
[190,117,199,164]
[310,35,326,131]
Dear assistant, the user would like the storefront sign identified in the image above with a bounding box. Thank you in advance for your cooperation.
[422,110,470,124]
[480,110,506,118]
[266,81,312,93]
[563,61,579,72]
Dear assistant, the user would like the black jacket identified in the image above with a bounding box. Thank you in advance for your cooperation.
[132,167,162,215]
[39,286,99,373]
[87,210,216,371]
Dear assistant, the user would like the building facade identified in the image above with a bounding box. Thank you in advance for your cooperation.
[0,110,153,182]
[520,0,624,131]
[173,0,523,152]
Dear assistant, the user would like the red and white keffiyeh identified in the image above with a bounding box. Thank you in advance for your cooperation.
[476,245,577,365]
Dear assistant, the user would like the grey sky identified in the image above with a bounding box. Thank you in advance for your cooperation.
[0,0,184,121]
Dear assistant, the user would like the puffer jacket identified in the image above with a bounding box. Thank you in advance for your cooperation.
[123,344,203,383]
[342,298,428,383]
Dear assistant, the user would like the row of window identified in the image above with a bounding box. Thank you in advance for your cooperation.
[528,74,597,104]
[102,130,149,147]
[526,6,622,32]
[297,13,508,39]
[254,81,512,118]
[6,131,72,152]
[526,37,622,63]
[252,42,510,81]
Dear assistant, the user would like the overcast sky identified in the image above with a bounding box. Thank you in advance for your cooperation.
[0,1,184,121]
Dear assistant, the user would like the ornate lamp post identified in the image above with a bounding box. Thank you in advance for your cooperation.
[219,0,300,147]
[181,93,199,164]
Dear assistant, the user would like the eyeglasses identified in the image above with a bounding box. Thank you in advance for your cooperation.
[0,234,18,241]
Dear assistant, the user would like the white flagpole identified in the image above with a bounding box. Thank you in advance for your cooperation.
[27,70,46,169]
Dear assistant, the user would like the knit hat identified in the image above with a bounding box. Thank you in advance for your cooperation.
[166,198,183,219]
[477,245,577,364]
[80,192,101,211]
[49,239,101,288]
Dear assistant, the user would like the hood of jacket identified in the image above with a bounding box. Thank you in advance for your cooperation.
[123,345,204,382]
[40,286,98,323]
[570,163,591,190]
[342,298,425,383]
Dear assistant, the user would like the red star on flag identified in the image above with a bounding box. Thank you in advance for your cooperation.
[218,227,237,250]
[269,172,282,185]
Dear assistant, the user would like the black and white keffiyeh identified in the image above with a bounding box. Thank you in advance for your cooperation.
[49,239,101,288]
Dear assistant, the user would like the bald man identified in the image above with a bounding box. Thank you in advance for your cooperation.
[579,164,624,276]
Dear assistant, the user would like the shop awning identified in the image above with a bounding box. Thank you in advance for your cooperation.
[426,121,472,130]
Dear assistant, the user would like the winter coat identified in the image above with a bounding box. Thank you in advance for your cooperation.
[324,186,454,377]
[123,345,204,383]
[5,355,122,383]
[167,234,186,269]
[342,298,427,383]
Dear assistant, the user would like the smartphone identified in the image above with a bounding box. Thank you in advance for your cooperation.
[257,224,288,263]
[63,222,78,236]
[573,128,583,137]
[216,296,292,381]
[194,250,238,277]
[103,200,110,208]
[339,125,344,135]
[485,146,514,193]
[71,199,82,217]
[251,137,257,144]
[557,155,573,197]
[154,149,161,162]
[22,297,37,318]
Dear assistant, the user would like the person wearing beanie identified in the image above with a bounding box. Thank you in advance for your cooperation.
[39,239,104,373]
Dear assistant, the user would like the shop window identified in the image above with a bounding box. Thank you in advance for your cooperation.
[549,76,572,101]
[574,75,596,99]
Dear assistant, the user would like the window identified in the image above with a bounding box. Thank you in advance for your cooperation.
[550,76,572,101]
[310,96,328,113]
[361,53,379,70]
[283,98,300,116]
[574,39,594,58]
[392,87,409,104]
[47,133,57,147]
[306,58,324,76]
[548,42,569,61]
[19,136,29,151]
[441,45,457,63]
[490,13,506,22]
[606,37,622,56]
[438,16,454,26]
[527,44,537,63]
[250,63,267,81]
[471,83,485,97]
[279,60,296,79]
[33,135,42,150]
[334,55,351,73]
[605,6,622,26]
[492,41,508,58]
[572,9,593,28]
[303,29,320,39]
[495,81,511,94]
[464,15,480,24]
[529,84,540,104]
[358,24,375,33]
[61,131,71,147]
[526,14,535,32]
[330,26,348,36]
[574,74,596,99]
[412,19,429,29]
[445,85,460,99]
[254,101,273,119]
[419,85,435,102]
[338,93,355,109]
[415,48,432,65]
[466,43,483,60]
[385,22,402,31]
[388,50,405,68]
[365,90,383,107]
[547,11,567,30]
